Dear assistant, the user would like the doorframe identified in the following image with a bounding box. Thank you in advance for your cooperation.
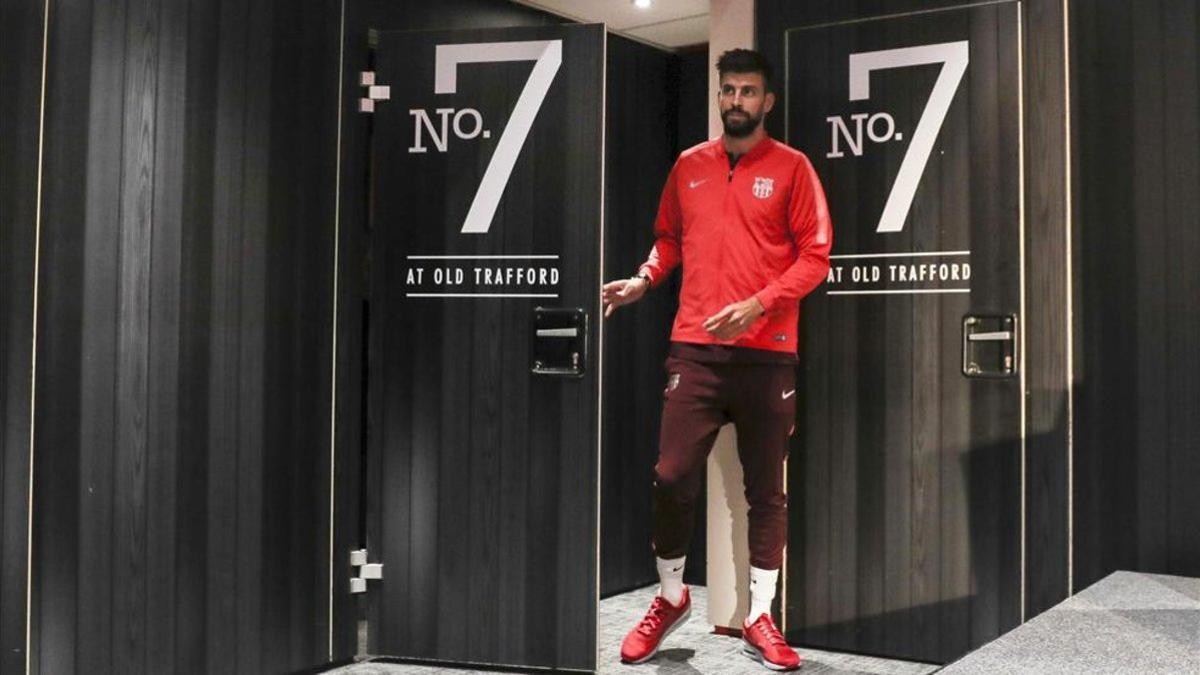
[593,26,608,675]
[327,0,348,661]
[1020,0,1072,621]
[330,0,372,661]
[21,0,54,672]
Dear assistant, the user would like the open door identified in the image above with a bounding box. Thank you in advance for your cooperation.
[358,24,605,671]
[783,2,1024,664]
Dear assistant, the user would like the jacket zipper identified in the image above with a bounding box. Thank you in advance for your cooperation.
[720,159,734,300]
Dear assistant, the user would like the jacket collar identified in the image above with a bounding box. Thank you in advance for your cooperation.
[712,134,774,164]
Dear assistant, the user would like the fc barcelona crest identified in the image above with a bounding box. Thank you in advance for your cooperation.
[752,176,774,199]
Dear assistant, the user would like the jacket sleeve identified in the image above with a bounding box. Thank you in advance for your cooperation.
[754,154,833,311]
[637,162,683,287]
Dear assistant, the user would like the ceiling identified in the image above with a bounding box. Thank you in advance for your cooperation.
[511,0,710,50]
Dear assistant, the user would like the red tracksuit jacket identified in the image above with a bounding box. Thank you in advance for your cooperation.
[638,136,833,355]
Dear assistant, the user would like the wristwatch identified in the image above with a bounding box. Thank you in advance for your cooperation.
[634,272,652,289]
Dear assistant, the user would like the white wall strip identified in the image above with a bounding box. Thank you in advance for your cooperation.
[1063,0,1075,597]
[26,0,53,672]
[406,254,560,259]
[829,250,970,259]
[405,293,559,298]
[1017,0,1028,624]
[594,28,607,670]
[827,288,970,295]
[327,0,346,660]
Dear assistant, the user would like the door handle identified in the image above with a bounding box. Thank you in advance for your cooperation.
[962,315,1017,378]
[967,331,1013,342]
[531,307,587,377]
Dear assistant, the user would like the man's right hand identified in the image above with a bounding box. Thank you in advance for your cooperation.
[601,276,650,318]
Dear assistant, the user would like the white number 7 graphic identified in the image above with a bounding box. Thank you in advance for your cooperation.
[435,40,562,234]
[849,41,969,233]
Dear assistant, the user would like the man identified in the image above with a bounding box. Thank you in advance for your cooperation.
[601,48,831,671]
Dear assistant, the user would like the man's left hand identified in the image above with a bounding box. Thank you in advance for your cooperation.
[702,297,766,341]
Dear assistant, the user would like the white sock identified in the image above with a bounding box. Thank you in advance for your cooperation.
[746,566,779,625]
[656,555,686,606]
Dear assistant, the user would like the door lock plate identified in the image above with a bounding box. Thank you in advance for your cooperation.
[531,307,587,377]
[962,314,1018,378]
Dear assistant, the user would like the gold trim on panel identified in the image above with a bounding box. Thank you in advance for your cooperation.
[26,0,53,672]
[1062,0,1074,598]
[1016,0,1028,624]
[595,24,607,673]
[328,0,346,660]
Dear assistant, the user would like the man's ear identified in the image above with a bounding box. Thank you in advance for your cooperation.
[764,90,777,115]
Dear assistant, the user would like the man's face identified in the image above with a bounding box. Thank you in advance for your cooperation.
[718,72,775,138]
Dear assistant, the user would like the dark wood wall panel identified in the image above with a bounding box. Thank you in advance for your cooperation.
[601,37,700,598]
[1071,0,1200,588]
[0,0,47,670]
[30,0,341,672]
[673,44,713,589]
[36,0,106,670]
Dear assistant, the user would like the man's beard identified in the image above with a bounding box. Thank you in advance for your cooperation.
[721,108,762,138]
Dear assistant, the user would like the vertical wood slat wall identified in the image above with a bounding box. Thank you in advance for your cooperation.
[4,0,1194,671]
[1,0,695,663]
[5,0,344,672]
[601,35,678,599]
[602,39,714,598]
[0,0,47,672]
[1071,0,1200,589]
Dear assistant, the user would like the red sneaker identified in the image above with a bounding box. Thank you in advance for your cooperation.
[742,613,802,671]
[619,586,692,664]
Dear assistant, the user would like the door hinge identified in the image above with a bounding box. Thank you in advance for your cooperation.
[358,72,390,113]
[350,548,383,593]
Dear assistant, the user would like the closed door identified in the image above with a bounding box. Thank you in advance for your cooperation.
[361,24,604,671]
[783,3,1024,664]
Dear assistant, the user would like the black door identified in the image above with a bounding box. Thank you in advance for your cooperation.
[782,3,1023,664]
[361,25,605,671]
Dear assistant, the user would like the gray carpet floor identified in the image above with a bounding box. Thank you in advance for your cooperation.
[325,584,938,674]
[941,571,1200,674]
[325,571,1200,673]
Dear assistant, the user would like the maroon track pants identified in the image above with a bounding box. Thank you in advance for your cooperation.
[651,354,796,570]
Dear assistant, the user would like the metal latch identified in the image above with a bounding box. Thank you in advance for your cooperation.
[358,72,390,113]
[962,315,1018,378]
[350,548,383,593]
[531,307,587,377]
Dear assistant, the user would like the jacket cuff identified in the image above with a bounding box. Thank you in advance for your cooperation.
[754,286,778,313]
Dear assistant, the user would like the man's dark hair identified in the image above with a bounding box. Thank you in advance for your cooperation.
[716,48,775,93]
